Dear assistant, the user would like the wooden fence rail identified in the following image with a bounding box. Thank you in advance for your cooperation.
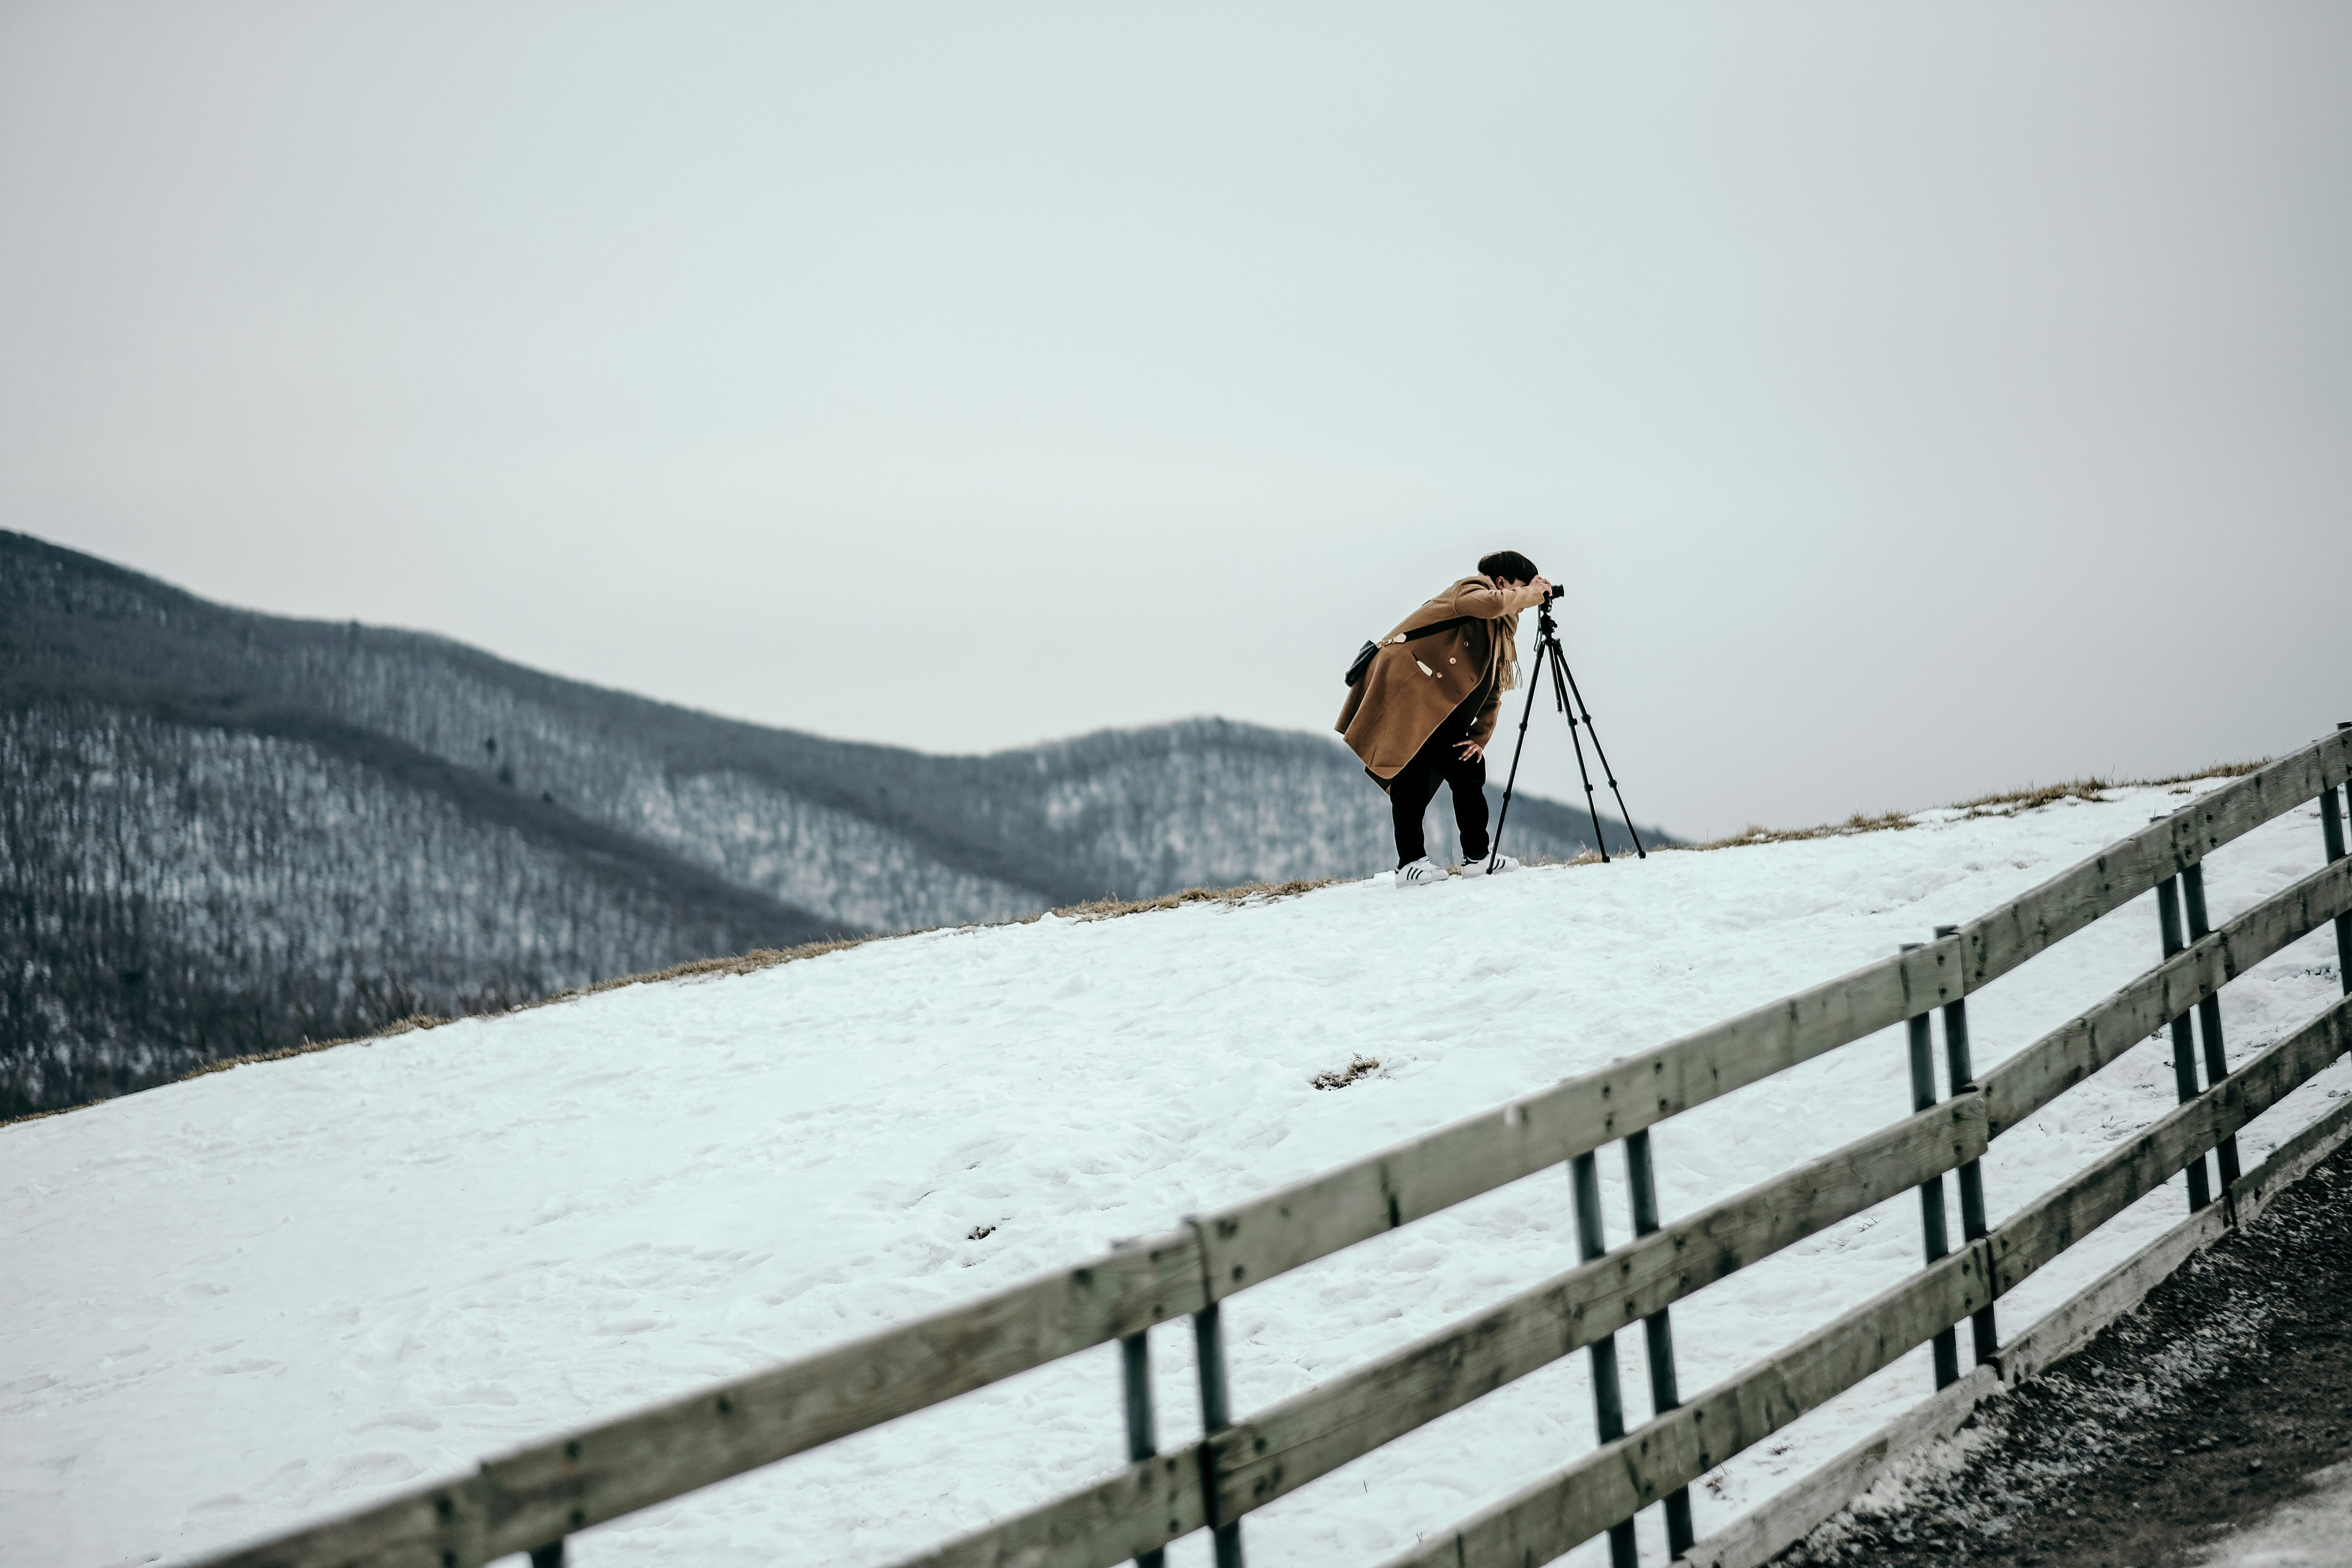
[1384,992,2352,1568]
[906,1097,1992,1568]
[1981,850,2352,1137]
[195,728,2352,1568]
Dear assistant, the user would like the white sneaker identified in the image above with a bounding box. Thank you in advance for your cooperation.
[1459,854,1520,877]
[1394,858,1446,888]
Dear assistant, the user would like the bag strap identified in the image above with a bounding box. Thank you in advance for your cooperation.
[1382,614,1478,647]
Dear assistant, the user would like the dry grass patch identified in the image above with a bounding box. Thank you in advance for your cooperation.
[1678,759,2272,854]
[1312,1054,1383,1090]
[1683,807,1918,853]
[1051,877,1332,921]
[1948,777,2115,813]
[177,1012,452,1083]
[0,1098,137,1129]
[2134,759,2268,786]
[556,935,881,1000]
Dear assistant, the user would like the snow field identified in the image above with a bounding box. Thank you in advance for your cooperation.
[3,778,2348,1568]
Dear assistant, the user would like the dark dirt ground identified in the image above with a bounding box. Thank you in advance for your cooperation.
[1774,1132,2352,1568]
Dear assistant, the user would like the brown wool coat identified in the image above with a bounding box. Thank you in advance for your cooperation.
[1336,575,1547,781]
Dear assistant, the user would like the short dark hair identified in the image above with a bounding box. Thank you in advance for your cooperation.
[1478,550,1540,584]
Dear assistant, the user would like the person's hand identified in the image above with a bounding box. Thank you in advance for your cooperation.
[1528,575,1553,599]
[1455,739,1485,762]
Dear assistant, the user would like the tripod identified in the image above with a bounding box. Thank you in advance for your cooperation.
[1488,600,1645,869]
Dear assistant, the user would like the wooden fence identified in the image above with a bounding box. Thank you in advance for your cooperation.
[199,728,2352,1568]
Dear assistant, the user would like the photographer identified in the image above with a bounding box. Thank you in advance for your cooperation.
[1337,551,1552,887]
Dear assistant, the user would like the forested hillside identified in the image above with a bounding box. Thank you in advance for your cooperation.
[0,531,1671,1116]
[0,706,825,1115]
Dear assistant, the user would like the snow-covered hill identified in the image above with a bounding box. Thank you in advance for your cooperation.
[3,775,2346,1568]
[2,529,1663,1117]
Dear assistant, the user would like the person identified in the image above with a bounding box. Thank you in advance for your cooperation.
[1335,551,1551,886]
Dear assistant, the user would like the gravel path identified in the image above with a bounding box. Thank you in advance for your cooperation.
[1775,1135,2352,1568]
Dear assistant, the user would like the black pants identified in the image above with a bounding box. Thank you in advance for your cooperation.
[1389,718,1489,867]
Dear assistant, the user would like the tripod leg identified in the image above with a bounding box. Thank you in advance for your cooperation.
[1556,657,1645,859]
[1549,632,1609,863]
[1486,638,1548,871]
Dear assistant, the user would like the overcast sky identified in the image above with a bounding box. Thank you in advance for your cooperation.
[4,3,2347,840]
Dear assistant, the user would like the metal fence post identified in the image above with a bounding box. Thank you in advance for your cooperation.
[1901,942,1960,1389]
[1110,1238,1169,1568]
[1121,1328,1167,1568]
[2326,722,2351,995]
[1571,1151,1639,1568]
[2152,847,2215,1213]
[2179,864,2243,1200]
[1622,1129,1695,1557]
[1192,1303,1245,1568]
[1933,925,1996,1366]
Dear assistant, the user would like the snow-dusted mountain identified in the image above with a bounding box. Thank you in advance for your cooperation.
[0,531,1668,1115]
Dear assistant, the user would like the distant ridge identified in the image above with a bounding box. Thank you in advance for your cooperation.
[0,530,1673,1116]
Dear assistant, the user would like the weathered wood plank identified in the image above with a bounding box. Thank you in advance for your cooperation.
[866,1099,1987,1568]
[901,1447,1209,1568]
[1991,1202,2228,1391]
[1959,732,2352,989]
[470,1228,1208,1559]
[188,1230,1207,1568]
[1389,989,2352,1568]
[1191,937,1966,1301]
[1679,1365,1999,1568]
[1981,853,2352,1136]
[2228,1086,2352,1226]
[188,1482,486,1568]
[1685,1056,2352,1568]
[1375,1243,1996,1568]
[1204,1096,1988,1522]
[1985,994,2352,1297]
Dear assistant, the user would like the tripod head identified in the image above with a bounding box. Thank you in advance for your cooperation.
[1526,580,1563,637]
